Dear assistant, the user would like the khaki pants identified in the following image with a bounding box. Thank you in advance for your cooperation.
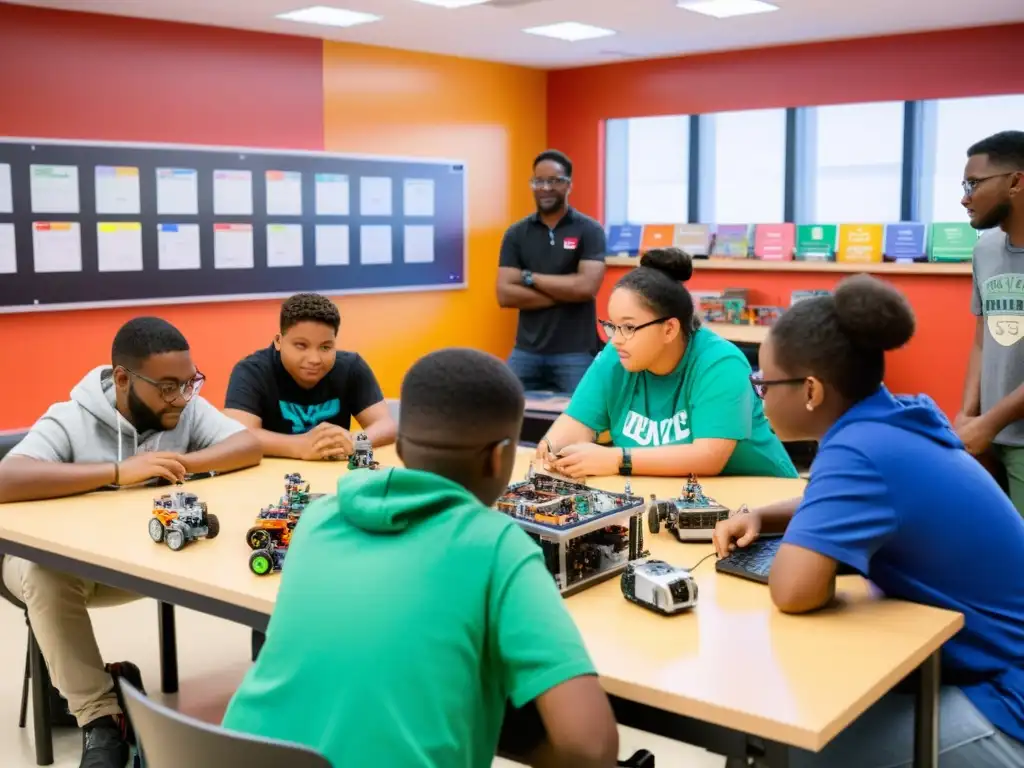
[2,556,139,727]
[993,444,1024,518]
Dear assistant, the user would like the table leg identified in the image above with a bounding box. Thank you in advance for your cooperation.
[30,632,53,766]
[158,602,178,694]
[913,650,940,768]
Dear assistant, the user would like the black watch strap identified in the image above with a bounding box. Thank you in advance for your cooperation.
[619,447,632,476]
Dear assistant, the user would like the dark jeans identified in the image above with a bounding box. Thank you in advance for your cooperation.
[507,349,595,394]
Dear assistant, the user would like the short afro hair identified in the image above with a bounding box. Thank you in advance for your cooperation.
[533,149,573,178]
[280,293,340,334]
[967,130,1024,169]
[770,275,915,403]
[111,317,190,370]
[399,348,525,447]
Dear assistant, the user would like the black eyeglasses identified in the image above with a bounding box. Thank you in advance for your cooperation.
[530,176,571,190]
[749,371,805,400]
[961,172,1018,197]
[126,368,205,403]
[598,317,670,341]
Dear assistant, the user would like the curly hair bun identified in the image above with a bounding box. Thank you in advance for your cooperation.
[833,274,915,352]
[638,247,693,283]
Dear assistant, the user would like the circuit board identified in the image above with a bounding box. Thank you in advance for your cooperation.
[496,470,643,531]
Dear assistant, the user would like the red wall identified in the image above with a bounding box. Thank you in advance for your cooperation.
[549,24,1024,415]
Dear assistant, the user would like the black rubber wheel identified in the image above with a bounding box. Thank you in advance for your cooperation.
[205,513,220,540]
[249,549,274,576]
[647,506,660,534]
[247,527,270,550]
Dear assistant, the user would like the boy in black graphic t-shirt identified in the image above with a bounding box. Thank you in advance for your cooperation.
[225,294,397,460]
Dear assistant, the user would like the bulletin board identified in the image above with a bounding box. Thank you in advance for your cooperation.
[0,137,467,314]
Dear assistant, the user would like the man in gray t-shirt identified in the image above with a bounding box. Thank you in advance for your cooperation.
[957,131,1024,515]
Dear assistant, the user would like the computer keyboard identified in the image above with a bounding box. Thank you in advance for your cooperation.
[715,537,782,584]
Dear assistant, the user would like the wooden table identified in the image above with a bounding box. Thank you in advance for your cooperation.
[0,448,961,768]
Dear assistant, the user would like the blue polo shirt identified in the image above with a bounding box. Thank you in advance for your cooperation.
[784,386,1024,742]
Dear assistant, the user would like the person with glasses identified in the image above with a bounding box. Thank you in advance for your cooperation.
[497,149,608,394]
[537,247,795,479]
[0,316,261,768]
[713,275,1024,767]
[955,130,1024,516]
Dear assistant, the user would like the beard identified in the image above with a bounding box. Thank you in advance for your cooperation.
[128,384,168,434]
[972,200,1011,231]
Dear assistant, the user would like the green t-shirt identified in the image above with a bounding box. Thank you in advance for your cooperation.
[566,327,797,478]
[222,467,596,768]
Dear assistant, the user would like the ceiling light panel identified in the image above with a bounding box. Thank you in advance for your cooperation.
[522,22,617,42]
[677,0,780,19]
[275,6,382,28]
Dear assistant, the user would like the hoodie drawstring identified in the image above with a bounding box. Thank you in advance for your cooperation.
[115,412,138,465]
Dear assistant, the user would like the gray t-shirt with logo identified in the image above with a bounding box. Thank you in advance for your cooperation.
[971,230,1024,447]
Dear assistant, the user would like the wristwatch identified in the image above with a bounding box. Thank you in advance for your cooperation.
[618,447,632,476]
[522,270,535,288]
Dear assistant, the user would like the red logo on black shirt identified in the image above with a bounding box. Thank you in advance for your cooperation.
[563,237,579,250]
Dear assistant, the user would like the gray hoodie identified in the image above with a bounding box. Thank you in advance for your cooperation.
[4,366,245,465]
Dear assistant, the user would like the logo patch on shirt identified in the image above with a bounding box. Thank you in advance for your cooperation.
[279,399,341,434]
[621,410,691,447]
[981,273,1024,348]
[563,237,579,250]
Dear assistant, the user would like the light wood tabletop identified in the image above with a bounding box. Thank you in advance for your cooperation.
[0,447,963,751]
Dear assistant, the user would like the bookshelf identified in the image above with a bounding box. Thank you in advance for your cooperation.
[605,256,972,276]
[706,322,770,344]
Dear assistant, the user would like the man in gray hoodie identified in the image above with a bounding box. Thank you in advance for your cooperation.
[0,316,261,768]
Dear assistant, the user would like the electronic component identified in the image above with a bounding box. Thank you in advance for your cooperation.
[245,474,323,574]
[496,468,646,596]
[149,491,219,551]
[621,559,698,615]
[647,474,730,542]
[348,432,380,470]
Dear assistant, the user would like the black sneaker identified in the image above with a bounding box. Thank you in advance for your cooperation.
[79,715,129,768]
[105,661,145,748]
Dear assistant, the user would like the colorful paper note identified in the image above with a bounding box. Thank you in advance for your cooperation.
[712,225,750,258]
[606,225,642,257]
[883,223,926,262]
[928,223,978,262]
[753,224,795,261]
[672,224,711,256]
[639,224,675,254]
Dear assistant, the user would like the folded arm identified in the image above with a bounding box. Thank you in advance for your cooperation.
[181,430,261,474]
[497,268,558,310]
[0,456,116,503]
[630,438,736,477]
[224,410,309,460]
[530,261,606,304]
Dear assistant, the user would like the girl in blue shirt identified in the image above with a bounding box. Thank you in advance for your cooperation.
[714,275,1024,767]
[538,248,795,479]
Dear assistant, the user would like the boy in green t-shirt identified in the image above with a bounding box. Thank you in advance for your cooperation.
[222,348,618,768]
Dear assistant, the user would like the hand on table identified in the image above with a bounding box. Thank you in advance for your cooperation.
[298,423,354,461]
[117,452,188,486]
[535,437,555,465]
[955,415,998,456]
[548,443,619,479]
[712,506,761,559]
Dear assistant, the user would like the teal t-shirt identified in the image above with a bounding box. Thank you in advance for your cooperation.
[222,467,596,768]
[566,327,797,478]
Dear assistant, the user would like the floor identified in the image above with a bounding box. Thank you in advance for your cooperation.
[0,597,725,767]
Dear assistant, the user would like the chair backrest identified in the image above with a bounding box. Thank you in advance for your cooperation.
[0,430,26,461]
[118,680,333,768]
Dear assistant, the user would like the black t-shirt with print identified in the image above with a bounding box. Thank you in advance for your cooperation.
[225,345,384,435]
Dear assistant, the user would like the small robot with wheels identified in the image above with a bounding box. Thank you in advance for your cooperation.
[347,432,379,470]
[249,525,291,576]
[149,491,219,552]
[621,559,698,615]
[647,474,730,543]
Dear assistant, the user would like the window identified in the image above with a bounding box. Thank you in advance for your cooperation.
[798,101,904,223]
[605,116,690,225]
[925,94,1024,223]
[698,108,786,223]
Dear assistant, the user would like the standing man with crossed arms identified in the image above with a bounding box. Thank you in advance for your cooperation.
[497,150,607,394]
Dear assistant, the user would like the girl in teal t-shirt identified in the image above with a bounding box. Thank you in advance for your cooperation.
[540,248,797,479]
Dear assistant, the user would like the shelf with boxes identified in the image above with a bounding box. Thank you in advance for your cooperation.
[604,221,977,276]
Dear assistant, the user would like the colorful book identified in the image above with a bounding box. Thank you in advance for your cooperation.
[753,224,795,261]
[639,224,675,254]
[928,223,978,262]
[837,224,884,263]
[672,224,711,256]
[606,225,642,257]
[794,224,837,261]
[883,223,927,262]
[711,224,750,258]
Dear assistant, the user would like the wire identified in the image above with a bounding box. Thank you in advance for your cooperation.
[688,551,718,572]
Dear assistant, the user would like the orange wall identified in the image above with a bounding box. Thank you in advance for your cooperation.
[0,4,544,430]
[549,24,1024,416]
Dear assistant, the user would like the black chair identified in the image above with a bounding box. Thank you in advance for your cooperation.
[0,431,179,766]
